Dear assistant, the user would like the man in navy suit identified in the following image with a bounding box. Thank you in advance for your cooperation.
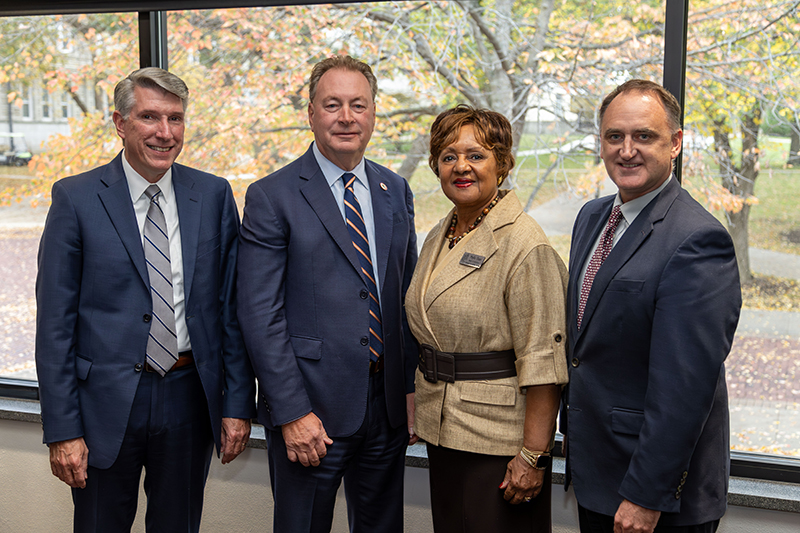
[36,68,256,532]
[238,56,418,532]
[562,79,741,533]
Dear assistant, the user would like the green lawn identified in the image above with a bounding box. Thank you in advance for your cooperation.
[736,168,800,256]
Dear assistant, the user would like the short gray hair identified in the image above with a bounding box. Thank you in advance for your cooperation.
[114,67,189,119]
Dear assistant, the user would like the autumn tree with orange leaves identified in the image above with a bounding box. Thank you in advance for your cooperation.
[2,1,800,284]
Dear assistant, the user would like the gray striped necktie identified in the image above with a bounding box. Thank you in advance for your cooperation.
[143,185,178,376]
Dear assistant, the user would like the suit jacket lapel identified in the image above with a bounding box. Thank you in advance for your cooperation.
[579,179,680,333]
[97,153,148,287]
[298,149,363,277]
[366,160,393,294]
[174,166,202,305]
[569,199,612,344]
[412,219,447,346]
[423,194,522,311]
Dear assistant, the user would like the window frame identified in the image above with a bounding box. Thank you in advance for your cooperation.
[1,0,798,484]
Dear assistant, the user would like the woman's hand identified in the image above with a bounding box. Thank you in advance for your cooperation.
[499,453,545,504]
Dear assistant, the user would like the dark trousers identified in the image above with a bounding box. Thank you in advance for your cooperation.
[267,371,408,533]
[72,365,214,533]
[578,505,720,533]
[427,444,553,533]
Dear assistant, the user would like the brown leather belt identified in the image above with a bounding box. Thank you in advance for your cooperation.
[145,351,194,373]
[369,356,384,375]
[418,344,516,383]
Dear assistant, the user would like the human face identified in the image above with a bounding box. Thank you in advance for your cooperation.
[600,90,682,203]
[437,125,499,223]
[112,85,185,183]
[308,68,375,171]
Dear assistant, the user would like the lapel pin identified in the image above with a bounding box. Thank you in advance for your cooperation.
[380,182,388,191]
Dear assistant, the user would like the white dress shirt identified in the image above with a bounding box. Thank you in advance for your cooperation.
[312,142,382,304]
[578,176,673,297]
[122,152,191,352]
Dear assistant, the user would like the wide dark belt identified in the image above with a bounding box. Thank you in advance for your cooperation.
[418,343,516,383]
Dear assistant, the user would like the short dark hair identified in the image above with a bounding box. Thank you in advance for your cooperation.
[599,79,682,132]
[308,55,378,103]
[114,67,189,119]
[428,104,516,184]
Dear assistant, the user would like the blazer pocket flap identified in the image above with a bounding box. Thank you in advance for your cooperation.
[75,355,92,381]
[460,382,516,406]
[611,408,645,435]
[607,279,645,293]
[290,335,322,360]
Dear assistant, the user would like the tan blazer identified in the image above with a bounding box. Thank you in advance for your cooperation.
[406,191,569,456]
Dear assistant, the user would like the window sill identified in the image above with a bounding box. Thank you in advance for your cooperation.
[3,398,798,514]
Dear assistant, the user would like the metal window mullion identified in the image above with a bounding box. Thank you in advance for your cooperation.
[138,11,168,70]
[663,0,689,182]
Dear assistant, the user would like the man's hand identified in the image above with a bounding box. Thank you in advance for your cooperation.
[406,392,419,445]
[614,499,661,533]
[49,437,89,488]
[499,454,546,505]
[281,412,333,467]
[221,417,252,465]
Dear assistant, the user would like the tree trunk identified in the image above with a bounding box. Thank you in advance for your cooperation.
[788,119,800,167]
[728,204,751,283]
[396,133,430,181]
[718,105,760,285]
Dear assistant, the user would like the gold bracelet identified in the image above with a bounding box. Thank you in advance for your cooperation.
[518,450,535,468]
[519,447,550,469]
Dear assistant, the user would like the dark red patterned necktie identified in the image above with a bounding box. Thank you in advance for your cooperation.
[577,205,622,330]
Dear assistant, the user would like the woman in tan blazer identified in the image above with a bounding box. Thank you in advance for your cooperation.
[407,105,569,532]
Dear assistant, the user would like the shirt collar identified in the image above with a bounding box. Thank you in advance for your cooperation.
[121,149,175,205]
[312,141,368,190]
[615,175,672,224]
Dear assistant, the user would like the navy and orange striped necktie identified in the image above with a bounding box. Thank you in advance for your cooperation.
[342,173,383,364]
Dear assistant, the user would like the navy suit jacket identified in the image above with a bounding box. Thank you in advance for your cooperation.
[562,178,741,526]
[238,146,417,437]
[35,153,256,469]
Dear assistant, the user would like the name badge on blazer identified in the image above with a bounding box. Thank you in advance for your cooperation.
[459,252,485,268]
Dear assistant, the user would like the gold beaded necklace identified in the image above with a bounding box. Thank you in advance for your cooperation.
[446,194,500,249]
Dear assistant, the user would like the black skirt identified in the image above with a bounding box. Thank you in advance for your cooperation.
[427,443,553,533]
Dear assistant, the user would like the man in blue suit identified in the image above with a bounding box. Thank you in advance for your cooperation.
[238,56,418,532]
[563,80,741,533]
[36,68,256,532]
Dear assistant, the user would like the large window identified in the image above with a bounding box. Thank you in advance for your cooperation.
[0,12,137,381]
[683,0,800,458]
[0,1,798,469]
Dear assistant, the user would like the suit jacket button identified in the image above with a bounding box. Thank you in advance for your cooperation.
[554,334,563,343]
[134,363,143,372]
[360,289,369,299]
[675,491,681,500]
[571,357,580,367]
[360,336,369,346]
[143,314,152,323]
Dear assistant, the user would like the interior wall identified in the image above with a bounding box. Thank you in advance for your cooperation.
[0,417,795,532]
